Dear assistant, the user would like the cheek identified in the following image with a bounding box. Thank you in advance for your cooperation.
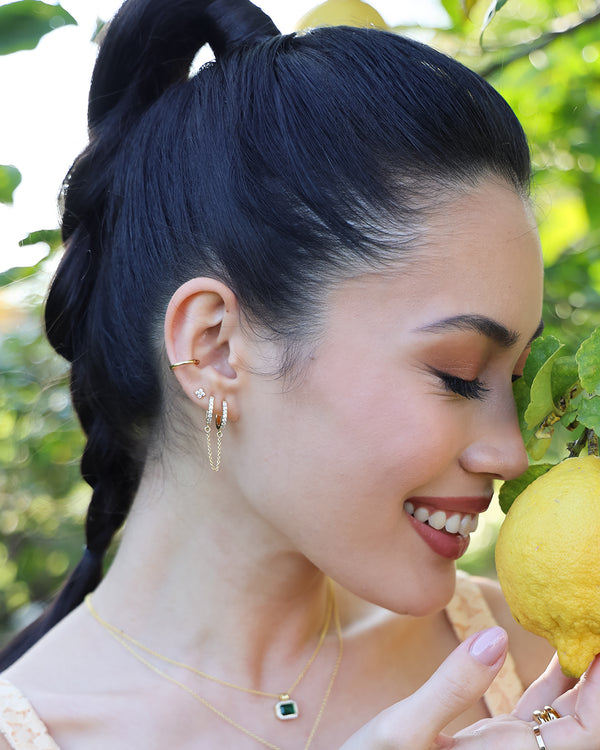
[297,358,466,499]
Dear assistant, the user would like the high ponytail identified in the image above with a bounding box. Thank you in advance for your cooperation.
[0,0,280,671]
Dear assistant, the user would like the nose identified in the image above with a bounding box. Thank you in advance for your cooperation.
[459,401,529,481]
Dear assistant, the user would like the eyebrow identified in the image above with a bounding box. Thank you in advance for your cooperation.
[416,315,544,348]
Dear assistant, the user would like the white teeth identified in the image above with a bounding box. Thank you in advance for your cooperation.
[404,501,479,537]
[445,513,461,535]
[459,515,473,537]
[428,511,447,530]
[414,507,430,523]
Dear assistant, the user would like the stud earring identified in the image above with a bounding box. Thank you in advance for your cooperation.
[195,388,206,400]
[205,396,227,472]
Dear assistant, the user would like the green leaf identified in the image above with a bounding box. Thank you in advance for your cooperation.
[578,395,600,435]
[576,327,600,396]
[0,1,76,55]
[0,265,39,287]
[513,376,533,441]
[0,164,21,204]
[524,342,565,430]
[481,0,511,35]
[441,0,465,28]
[499,463,553,514]
[525,432,553,460]
[19,228,62,251]
[0,229,60,287]
[523,336,562,388]
[551,357,580,406]
[560,390,583,428]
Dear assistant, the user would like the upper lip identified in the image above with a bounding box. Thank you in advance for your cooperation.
[406,496,492,515]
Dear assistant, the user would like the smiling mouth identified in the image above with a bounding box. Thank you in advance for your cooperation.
[403,501,480,537]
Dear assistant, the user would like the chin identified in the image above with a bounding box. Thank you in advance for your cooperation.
[356,564,458,617]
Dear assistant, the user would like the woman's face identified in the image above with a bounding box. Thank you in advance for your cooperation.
[235,179,544,615]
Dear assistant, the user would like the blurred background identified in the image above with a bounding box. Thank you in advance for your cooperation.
[1,0,599,645]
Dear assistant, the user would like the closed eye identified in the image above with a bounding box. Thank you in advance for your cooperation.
[430,368,489,400]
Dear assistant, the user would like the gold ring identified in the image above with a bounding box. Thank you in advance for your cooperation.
[533,706,561,724]
[532,726,547,750]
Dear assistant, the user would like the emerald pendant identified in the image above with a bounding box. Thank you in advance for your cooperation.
[274,695,299,720]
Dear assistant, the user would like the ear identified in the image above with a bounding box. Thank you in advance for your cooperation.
[164,278,245,422]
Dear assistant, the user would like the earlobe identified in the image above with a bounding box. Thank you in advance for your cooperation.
[164,278,243,420]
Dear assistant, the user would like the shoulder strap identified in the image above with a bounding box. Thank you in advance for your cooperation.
[446,572,523,716]
[0,679,60,750]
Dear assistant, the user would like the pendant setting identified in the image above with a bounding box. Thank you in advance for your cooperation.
[274,694,299,720]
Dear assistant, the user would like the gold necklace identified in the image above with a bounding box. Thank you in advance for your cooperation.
[85,583,343,750]
[86,581,334,720]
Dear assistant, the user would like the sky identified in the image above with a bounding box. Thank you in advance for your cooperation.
[0,0,447,273]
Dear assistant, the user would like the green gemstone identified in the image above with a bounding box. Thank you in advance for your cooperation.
[275,699,299,720]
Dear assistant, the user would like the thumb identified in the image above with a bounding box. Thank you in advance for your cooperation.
[408,627,508,746]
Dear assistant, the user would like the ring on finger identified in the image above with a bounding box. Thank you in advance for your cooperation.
[533,706,561,724]
[532,726,547,750]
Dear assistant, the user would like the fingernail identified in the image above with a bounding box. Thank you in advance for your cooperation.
[469,627,508,666]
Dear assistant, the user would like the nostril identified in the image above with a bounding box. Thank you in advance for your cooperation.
[459,440,529,480]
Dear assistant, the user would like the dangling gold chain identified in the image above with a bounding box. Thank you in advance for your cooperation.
[85,582,343,750]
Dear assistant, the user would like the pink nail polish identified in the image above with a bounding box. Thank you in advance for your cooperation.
[469,627,507,666]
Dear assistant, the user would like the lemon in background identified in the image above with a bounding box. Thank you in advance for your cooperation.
[296,0,389,31]
[496,455,600,678]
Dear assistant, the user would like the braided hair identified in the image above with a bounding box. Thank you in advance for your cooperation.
[0,0,530,668]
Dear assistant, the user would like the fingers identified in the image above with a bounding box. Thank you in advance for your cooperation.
[402,627,508,744]
[381,628,508,747]
[451,716,548,749]
[573,653,600,720]
[452,655,600,750]
[514,653,577,721]
[338,627,508,750]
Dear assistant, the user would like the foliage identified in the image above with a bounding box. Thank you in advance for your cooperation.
[1,0,599,637]
[0,285,87,644]
[0,1,76,55]
[499,327,600,512]
[0,165,21,205]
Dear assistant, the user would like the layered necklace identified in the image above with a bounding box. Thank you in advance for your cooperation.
[85,581,343,750]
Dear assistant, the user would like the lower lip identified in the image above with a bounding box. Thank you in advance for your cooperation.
[406,512,471,560]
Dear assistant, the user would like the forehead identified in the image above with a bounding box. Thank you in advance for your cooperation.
[326,180,544,343]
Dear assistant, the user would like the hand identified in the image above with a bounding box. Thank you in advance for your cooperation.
[339,626,508,750]
[445,653,600,749]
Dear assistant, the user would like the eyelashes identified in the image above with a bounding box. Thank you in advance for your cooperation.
[429,368,490,400]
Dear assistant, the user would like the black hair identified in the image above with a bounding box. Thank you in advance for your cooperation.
[0,0,530,669]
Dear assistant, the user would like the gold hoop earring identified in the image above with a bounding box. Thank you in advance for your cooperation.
[205,397,227,471]
[169,359,200,370]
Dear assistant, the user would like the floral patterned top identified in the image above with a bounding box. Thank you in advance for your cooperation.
[446,570,524,716]
[0,680,59,750]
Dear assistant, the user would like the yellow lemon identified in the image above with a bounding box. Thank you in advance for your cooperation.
[496,455,600,678]
[295,0,389,31]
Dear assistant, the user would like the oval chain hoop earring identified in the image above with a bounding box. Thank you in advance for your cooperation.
[205,396,227,472]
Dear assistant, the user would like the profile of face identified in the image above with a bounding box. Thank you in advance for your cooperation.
[228,179,544,616]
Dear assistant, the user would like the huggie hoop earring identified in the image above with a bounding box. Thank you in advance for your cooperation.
[169,359,200,370]
[205,397,227,471]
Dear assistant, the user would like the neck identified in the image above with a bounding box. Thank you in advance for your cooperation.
[92,459,333,692]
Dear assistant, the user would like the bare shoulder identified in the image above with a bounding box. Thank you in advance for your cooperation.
[471,575,554,687]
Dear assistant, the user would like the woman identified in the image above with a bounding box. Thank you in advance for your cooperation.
[1,0,598,747]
